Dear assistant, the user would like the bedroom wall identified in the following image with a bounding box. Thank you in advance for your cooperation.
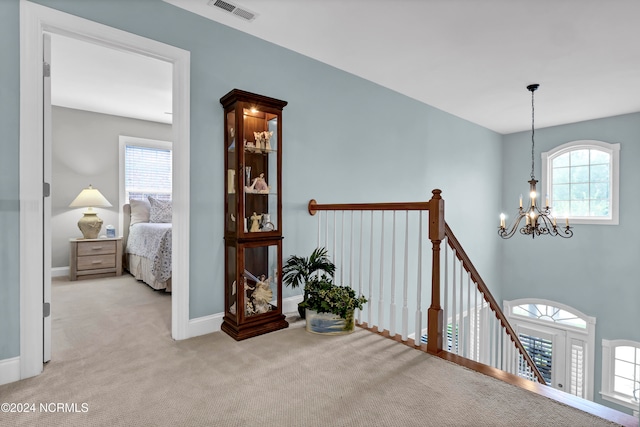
[51,106,172,270]
[0,0,502,360]
[500,112,640,412]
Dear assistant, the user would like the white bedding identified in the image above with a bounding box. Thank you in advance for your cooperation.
[125,223,172,283]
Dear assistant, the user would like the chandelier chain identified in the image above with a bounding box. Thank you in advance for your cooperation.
[530,88,535,180]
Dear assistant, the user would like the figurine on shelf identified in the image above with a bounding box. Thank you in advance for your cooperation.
[244,173,269,194]
[251,275,273,314]
[261,213,274,231]
[253,173,268,192]
[250,212,262,232]
[253,131,274,151]
[264,131,273,151]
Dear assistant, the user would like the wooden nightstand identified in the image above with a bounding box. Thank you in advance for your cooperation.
[69,237,123,281]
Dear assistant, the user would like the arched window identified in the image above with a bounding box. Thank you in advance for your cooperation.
[601,339,640,411]
[505,299,596,400]
[542,140,620,225]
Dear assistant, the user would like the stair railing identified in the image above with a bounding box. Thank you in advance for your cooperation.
[307,189,545,384]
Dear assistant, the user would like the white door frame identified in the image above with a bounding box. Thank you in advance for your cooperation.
[504,298,596,400]
[19,0,191,380]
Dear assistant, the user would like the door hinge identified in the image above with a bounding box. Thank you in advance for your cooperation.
[43,302,50,318]
[43,182,51,198]
[43,62,51,78]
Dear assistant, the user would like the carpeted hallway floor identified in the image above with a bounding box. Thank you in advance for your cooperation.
[0,275,626,426]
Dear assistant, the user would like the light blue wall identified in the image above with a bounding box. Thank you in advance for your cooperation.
[0,0,20,361]
[501,112,640,412]
[0,0,501,359]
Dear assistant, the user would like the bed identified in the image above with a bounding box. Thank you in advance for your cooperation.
[123,197,172,292]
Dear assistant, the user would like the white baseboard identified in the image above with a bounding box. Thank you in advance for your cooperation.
[282,295,303,314]
[0,357,21,386]
[187,312,224,339]
[186,295,303,339]
[51,267,69,277]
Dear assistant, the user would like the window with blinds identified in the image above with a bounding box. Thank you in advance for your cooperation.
[124,145,172,202]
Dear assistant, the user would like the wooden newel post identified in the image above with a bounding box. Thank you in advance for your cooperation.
[427,189,445,354]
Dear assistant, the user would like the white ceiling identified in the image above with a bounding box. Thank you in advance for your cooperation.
[50,33,173,125]
[52,0,640,134]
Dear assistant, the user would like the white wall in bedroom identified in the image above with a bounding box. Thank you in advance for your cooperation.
[51,106,172,270]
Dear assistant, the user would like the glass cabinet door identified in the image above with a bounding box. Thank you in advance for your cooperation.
[241,107,279,236]
[226,110,237,233]
[239,242,280,319]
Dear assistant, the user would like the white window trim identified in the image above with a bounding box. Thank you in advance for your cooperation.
[601,339,640,412]
[118,135,172,233]
[542,140,620,225]
[504,298,596,400]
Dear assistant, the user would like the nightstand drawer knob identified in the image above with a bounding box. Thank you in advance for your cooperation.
[92,260,103,264]
[91,246,103,250]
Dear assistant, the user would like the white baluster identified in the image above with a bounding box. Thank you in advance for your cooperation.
[402,210,409,342]
[368,211,374,326]
[473,284,478,361]
[443,239,449,348]
[390,211,397,337]
[451,250,457,353]
[458,262,463,355]
[324,211,329,253]
[378,211,385,332]
[358,211,363,324]
[332,211,336,279]
[340,210,345,285]
[317,211,321,248]
[349,211,354,291]
[465,274,472,359]
[415,211,423,347]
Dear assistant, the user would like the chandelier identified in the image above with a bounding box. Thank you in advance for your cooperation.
[498,84,573,239]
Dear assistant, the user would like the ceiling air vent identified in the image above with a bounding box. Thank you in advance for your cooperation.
[208,0,258,22]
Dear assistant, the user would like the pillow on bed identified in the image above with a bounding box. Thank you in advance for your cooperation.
[149,197,172,223]
[129,198,151,225]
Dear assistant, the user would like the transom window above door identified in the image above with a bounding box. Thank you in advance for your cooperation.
[542,140,620,225]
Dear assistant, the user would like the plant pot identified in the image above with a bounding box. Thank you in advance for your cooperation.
[305,309,355,335]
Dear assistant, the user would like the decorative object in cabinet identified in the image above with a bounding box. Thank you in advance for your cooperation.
[220,89,288,340]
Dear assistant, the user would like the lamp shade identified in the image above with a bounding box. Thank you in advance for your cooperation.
[69,185,112,239]
[69,185,112,208]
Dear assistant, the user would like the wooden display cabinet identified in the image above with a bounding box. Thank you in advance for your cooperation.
[220,89,288,340]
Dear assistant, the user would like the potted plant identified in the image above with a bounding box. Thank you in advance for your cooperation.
[282,247,367,334]
[303,277,367,334]
[282,247,336,318]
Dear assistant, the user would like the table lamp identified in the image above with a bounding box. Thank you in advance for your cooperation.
[69,185,112,239]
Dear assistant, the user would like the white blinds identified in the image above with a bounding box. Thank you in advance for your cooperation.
[125,145,172,201]
[570,340,585,398]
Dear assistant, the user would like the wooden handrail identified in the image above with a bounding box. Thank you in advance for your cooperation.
[444,222,546,385]
[308,199,430,215]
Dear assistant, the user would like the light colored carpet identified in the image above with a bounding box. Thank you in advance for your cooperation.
[0,275,620,426]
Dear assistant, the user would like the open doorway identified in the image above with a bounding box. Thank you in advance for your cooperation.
[20,1,190,380]
[48,32,174,362]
